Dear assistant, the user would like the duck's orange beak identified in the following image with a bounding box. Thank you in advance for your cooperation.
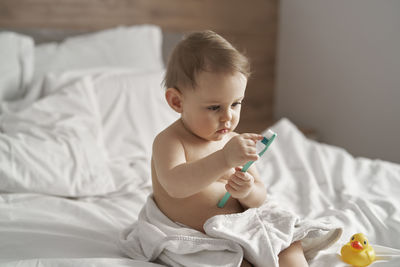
[351,241,363,250]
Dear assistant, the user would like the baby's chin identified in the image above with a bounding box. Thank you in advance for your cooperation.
[191,128,234,142]
[210,131,233,141]
[193,133,225,142]
[198,135,223,142]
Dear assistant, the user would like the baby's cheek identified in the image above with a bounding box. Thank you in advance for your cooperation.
[197,117,211,129]
[231,115,240,128]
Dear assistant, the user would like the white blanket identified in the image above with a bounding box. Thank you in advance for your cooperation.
[119,195,342,267]
[0,76,118,196]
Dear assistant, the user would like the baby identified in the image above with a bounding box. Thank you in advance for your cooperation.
[151,31,308,267]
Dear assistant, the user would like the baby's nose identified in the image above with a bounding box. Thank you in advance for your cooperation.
[220,108,232,121]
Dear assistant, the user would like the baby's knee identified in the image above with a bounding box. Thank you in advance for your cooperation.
[240,258,253,267]
[278,241,308,267]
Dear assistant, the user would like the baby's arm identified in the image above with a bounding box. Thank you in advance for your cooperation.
[153,132,228,198]
[153,131,262,198]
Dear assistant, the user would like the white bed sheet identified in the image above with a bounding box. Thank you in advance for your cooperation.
[265,119,400,266]
[0,189,161,266]
[1,71,400,266]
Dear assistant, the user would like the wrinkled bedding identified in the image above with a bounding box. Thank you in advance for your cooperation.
[1,71,400,266]
[120,194,342,267]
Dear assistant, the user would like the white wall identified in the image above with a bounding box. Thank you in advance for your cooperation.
[275,0,400,163]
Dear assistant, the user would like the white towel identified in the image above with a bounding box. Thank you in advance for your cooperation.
[119,195,342,267]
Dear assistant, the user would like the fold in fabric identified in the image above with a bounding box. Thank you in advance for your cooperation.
[120,195,342,267]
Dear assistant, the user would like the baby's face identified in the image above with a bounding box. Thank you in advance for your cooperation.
[180,71,247,141]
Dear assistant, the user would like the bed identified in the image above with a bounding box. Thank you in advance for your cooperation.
[1,1,400,267]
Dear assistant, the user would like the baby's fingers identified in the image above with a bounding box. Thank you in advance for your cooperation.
[226,182,238,192]
[235,166,243,172]
[248,153,259,161]
[230,175,246,186]
[242,133,263,143]
[242,152,258,162]
[234,170,252,182]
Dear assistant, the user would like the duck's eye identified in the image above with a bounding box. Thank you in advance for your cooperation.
[364,241,367,245]
[351,236,355,240]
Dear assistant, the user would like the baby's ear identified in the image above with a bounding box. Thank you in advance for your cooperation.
[165,88,183,113]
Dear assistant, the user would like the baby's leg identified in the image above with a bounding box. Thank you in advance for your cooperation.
[240,258,253,267]
[278,241,308,267]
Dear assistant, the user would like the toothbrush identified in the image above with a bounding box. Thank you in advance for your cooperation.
[217,130,277,208]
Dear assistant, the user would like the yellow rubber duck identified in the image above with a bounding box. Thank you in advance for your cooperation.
[341,233,376,267]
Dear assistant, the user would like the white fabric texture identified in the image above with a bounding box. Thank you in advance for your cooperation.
[93,70,179,164]
[44,69,178,189]
[119,195,342,267]
[32,25,164,86]
[2,258,162,267]
[0,190,164,267]
[0,32,34,102]
[264,119,400,237]
[2,25,164,114]
[41,69,178,181]
[0,77,114,196]
[0,69,178,196]
[263,119,400,265]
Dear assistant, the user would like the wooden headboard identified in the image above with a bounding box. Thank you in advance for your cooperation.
[0,0,278,133]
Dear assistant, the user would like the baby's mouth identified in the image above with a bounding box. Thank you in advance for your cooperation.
[217,128,230,134]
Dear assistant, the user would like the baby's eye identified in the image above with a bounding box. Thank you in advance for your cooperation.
[232,101,242,107]
[207,105,220,111]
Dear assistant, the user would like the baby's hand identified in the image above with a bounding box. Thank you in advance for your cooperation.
[226,167,255,199]
[222,133,263,168]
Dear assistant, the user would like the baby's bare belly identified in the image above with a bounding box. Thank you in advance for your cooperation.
[153,180,245,233]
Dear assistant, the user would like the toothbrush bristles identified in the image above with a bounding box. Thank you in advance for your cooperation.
[261,137,269,145]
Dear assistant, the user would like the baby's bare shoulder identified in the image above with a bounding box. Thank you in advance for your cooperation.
[153,120,184,153]
[152,120,187,168]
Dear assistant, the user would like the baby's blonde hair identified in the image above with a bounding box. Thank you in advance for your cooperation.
[163,30,250,90]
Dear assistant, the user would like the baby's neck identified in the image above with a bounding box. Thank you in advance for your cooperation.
[178,118,207,142]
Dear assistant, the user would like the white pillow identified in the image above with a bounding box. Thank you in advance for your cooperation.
[32,25,164,87]
[0,32,34,101]
[93,70,179,164]
[0,77,116,197]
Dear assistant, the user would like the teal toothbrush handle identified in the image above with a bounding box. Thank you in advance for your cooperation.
[217,192,231,208]
[217,133,276,208]
[216,161,253,208]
